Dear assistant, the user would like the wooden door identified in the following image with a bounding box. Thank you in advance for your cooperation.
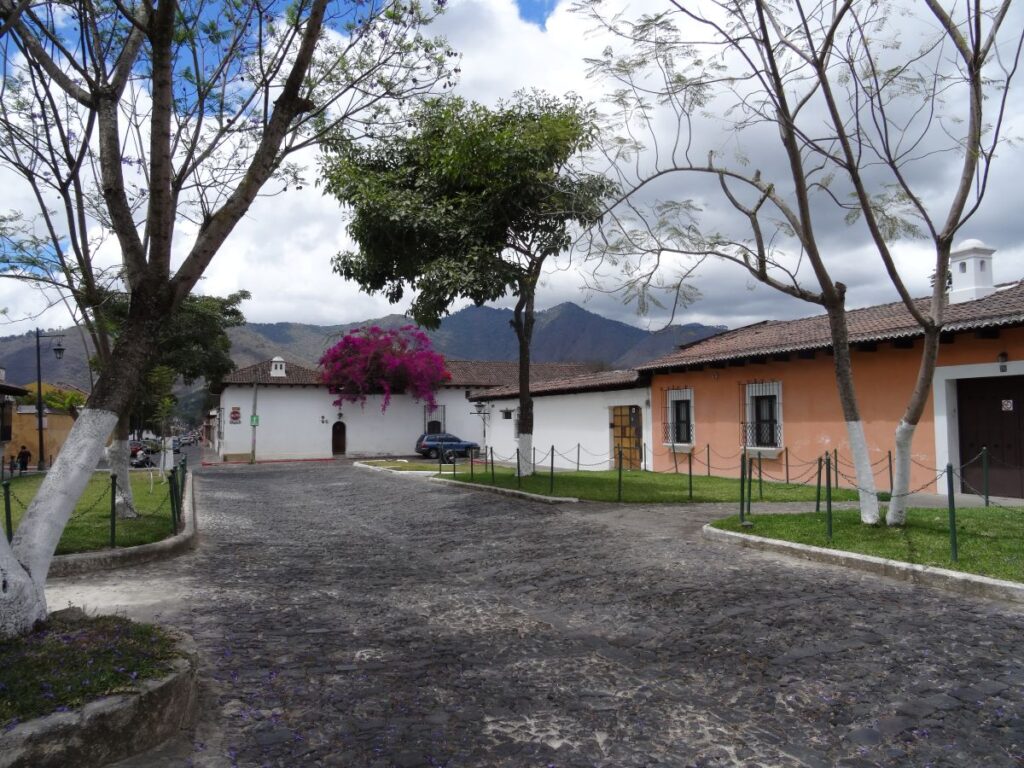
[332,421,346,456]
[958,376,1024,498]
[611,405,642,470]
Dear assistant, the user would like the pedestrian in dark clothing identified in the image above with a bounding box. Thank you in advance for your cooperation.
[17,446,30,474]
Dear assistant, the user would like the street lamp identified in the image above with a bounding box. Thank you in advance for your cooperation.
[35,329,65,472]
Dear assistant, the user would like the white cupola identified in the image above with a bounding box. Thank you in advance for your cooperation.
[948,239,996,305]
[269,356,287,377]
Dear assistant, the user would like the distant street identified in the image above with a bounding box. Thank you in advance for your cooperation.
[49,460,1024,767]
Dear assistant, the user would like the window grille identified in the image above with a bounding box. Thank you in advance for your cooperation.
[663,388,694,444]
[740,381,782,448]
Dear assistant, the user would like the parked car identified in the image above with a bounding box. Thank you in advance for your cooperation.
[415,433,480,460]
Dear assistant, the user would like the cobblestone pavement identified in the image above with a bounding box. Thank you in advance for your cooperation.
[48,461,1024,768]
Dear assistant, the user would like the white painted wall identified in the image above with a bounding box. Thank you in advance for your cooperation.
[217,385,486,461]
[481,386,652,471]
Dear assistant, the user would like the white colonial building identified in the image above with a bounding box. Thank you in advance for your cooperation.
[469,369,653,471]
[212,356,591,462]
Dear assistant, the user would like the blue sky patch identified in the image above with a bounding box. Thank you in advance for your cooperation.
[515,0,557,27]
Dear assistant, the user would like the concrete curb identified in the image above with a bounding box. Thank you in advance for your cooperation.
[48,473,198,578]
[0,637,198,768]
[354,461,578,504]
[702,523,1024,604]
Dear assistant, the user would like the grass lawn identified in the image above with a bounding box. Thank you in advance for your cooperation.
[713,506,1024,582]
[0,611,180,727]
[362,459,863,504]
[4,472,176,554]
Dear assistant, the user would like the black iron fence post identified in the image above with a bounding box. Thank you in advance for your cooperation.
[470,449,475,480]
[746,457,754,519]
[706,444,711,476]
[833,448,839,489]
[784,447,789,484]
[110,473,117,548]
[982,446,989,507]
[757,454,763,500]
[3,480,11,543]
[687,451,693,501]
[516,449,521,489]
[490,447,496,484]
[617,448,623,502]
[576,443,580,473]
[452,451,457,478]
[947,464,958,563]
[550,445,555,495]
[815,456,823,513]
[887,449,894,493]
[672,448,678,474]
[738,451,747,526]
[825,454,833,542]
[169,467,179,533]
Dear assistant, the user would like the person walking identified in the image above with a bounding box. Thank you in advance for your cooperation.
[17,445,31,474]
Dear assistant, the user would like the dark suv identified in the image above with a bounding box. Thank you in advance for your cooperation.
[415,433,480,460]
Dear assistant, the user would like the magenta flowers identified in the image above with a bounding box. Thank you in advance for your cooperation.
[319,325,450,411]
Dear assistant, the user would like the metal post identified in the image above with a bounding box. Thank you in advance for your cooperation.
[815,456,823,513]
[3,481,10,543]
[110,473,117,548]
[642,442,647,472]
[169,467,179,532]
[947,463,958,562]
[672,448,678,474]
[738,452,747,526]
[982,446,989,507]
[746,458,754,519]
[576,443,580,473]
[784,447,789,484]
[516,448,521,489]
[438,445,443,474]
[532,446,536,473]
[758,454,763,500]
[825,455,833,542]
[887,450,893,493]
[688,452,693,500]
[833,448,839,488]
[470,449,474,480]
[617,448,623,502]
[35,329,45,472]
[550,445,555,495]
[491,447,496,484]
[452,450,457,478]
[706,444,711,476]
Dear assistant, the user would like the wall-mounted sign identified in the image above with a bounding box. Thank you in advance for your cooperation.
[229,406,241,424]
[1002,399,1014,412]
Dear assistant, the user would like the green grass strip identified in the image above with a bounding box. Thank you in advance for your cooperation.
[712,506,1024,583]
[2,472,176,554]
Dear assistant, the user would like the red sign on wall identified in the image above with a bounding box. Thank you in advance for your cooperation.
[229,406,241,424]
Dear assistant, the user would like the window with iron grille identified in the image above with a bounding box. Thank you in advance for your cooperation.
[663,388,694,445]
[741,381,782,448]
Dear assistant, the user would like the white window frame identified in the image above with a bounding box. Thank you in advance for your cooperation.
[743,381,783,457]
[664,388,695,452]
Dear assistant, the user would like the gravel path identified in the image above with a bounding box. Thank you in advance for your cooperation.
[47,461,1024,767]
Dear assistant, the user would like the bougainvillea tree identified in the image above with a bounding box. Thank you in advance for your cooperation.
[320,326,450,412]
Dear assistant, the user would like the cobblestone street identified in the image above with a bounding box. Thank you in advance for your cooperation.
[48,461,1024,767]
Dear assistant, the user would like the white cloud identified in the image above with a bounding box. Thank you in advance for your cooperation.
[2,0,1023,342]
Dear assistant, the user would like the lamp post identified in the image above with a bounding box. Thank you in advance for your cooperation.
[35,329,65,472]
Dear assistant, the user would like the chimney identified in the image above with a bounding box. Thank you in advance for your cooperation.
[948,239,996,305]
[269,356,287,378]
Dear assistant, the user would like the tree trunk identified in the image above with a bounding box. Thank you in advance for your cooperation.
[824,299,880,524]
[109,412,138,519]
[887,327,942,526]
[511,284,536,477]
[0,313,161,638]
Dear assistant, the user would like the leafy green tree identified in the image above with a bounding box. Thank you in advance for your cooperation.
[0,0,455,636]
[322,92,612,474]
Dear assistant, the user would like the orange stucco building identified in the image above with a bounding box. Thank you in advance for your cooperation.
[643,242,1024,498]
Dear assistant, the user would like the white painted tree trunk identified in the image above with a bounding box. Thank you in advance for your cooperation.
[846,420,880,525]
[107,439,138,519]
[517,433,534,476]
[886,419,916,526]
[0,408,119,637]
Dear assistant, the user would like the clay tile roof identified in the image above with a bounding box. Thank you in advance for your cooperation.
[216,359,321,390]
[639,280,1024,372]
[472,369,643,400]
[444,360,595,388]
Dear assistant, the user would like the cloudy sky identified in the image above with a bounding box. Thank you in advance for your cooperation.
[2,0,1023,339]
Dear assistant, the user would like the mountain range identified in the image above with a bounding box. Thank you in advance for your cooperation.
[0,302,725,392]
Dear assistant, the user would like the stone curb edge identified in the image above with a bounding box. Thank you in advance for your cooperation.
[48,473,198,578]
[702,523,1024,604]
[0,641,198,768]
[353,461,578,504]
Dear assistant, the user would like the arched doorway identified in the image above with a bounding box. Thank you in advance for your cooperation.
[332,421,346,455]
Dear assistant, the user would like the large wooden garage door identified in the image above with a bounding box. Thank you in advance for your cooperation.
[611,405,642,470]
[958,376,1024,498]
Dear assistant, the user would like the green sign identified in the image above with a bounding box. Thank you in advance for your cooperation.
[250,415,259,427]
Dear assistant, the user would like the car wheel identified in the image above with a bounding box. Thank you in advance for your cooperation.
[427,448,439,459]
